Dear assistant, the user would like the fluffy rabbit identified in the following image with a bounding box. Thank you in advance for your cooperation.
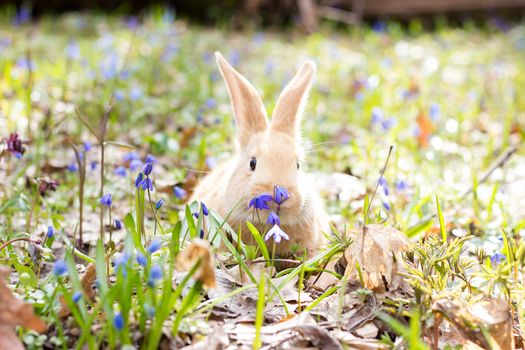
[190,52,327,257]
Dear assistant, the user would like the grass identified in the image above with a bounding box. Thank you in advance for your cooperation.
[0,7,524,349]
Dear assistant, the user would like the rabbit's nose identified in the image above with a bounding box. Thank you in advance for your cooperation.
[273,185,291,205]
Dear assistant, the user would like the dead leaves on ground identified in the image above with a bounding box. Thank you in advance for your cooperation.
[0,266,47,350]
[344,224,411,293]
[176,238,216,288]
[433,298,514,350]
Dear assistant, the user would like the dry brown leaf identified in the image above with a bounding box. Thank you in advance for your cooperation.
[176,239,216,288]
[433,298,514,350]
[344,224,410,293]
[0,266,47,350]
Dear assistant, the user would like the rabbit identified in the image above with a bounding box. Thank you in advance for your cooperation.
[190,52,328,258]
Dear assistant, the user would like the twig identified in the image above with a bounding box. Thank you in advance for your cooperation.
[363,145,394,222]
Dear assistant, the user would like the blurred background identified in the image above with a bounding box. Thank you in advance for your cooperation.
[0,1,524,238]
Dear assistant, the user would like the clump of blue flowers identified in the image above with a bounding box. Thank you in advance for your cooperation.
[248,186,291,244]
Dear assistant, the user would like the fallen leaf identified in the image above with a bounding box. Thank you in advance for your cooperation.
[176,239,216,288]
[0,266,47,350]
[416,108,434,148]
[432,298,514,350]
[344,224,410,292]
[293,324,343,350]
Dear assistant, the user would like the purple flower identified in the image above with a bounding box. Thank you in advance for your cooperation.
[142,162,153,176]
[66,41,80,60]
[72,292,82,303]
[67,163,78,172]
[382,201,391,211]
[381,118,395,131]
[491,252,506,265]
[273,186,290,205]
[264,225,289,243]
[47,225,54,238]
[136,252,147,266]
[200,229,204,238]
[430,103,440,120]
[129,159,142,171]
[148,264,163,287]
[6,133,26,156]
[174,186,186,199]
[193,212,199,219]
[147,238,162,254]
[145,154,158,164]
[124,152,140,162]
[90,161,98,170]
[14,5,31,25]
[155,199,164,210]
[53,260,68,276]
[249,193,273,210]
[396,180,408,191]
[140,178,154,191]
[266,212,280,226]
[113,312,124,331]
[379,178,389,196]
[100,193,112,207]
[371,107,383,124]
[114,166,127,177]
[130,86,142,100]
[205,98,216,109]
[114,219,122,230]
[205,157,217,169]
[201,202,209,216]
[135,173,143,188]
[83,141,92,152]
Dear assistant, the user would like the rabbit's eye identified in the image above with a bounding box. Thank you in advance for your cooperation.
[297,162,300,170]
[249,157,257,171]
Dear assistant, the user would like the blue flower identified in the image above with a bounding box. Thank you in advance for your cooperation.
[114,219,122,230]
[382,201,391,211]
[124,152,140,162]
[205,98,216,109]
[264,225,289,243]
[114,166,127,177]
[266,212,280,226]
[130,86,143,100]
[83,141,92,152]
[155,199,164,210]
[144,303,155,317]
[200,229,204,238]
[201,202,209,216]
[174,186,186,199]
[371,107,383,124]
[379,178,389,196]
[205,157,217,169]
[53,260,68,276]
[429,103,440,121]
[381,118,395,131]
[66,41,80,60]
[148,264,163,287]
[67,163,78,172]
[136,252,147,267]
[90,161,98,170]
[113,312,124,331]
[273,186,290,205]
[147,238,162,254]
[129,159,142,171]
[135,173,144,188]
[193,212,199,219]
[140,178,154,191]
[396,180,408,191]
[142,162,153,176]
[491,252,506,265]
[249,193,273,210]
[47,225,54,238]
[72,292,82,303]
[145,154,158,164]
[100,193,112,207]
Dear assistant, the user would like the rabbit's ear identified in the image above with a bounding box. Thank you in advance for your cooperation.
[215,52,269,146]
[271,61,315,138]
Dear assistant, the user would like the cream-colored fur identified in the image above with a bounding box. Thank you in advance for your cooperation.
[190,52,327,257]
